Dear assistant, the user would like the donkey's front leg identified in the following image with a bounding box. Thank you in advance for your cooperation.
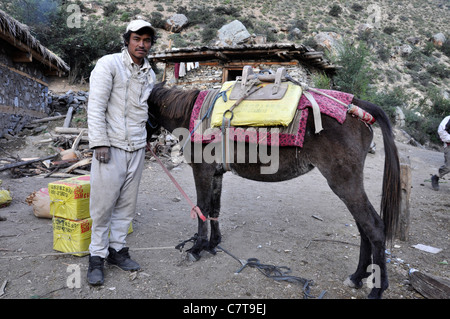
[207,173,223,253]
[187,163,220,261]
[186,217,209,261]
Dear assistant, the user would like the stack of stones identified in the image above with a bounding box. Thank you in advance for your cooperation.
[48,90,89,114]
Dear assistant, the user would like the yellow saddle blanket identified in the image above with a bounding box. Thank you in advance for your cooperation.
[210,81,303,128]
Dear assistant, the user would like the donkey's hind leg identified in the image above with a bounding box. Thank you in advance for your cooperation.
[344,223,373,289]
[316,162,389,298]
[331,186,389,298]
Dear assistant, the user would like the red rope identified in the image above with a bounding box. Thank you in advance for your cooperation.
[146,143,208,222]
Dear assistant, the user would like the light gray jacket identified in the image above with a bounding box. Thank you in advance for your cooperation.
[87,48,156,152]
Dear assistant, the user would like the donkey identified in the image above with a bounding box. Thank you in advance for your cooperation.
[146,81,401,299]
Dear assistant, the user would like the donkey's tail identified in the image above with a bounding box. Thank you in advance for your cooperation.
[353,98,401,243]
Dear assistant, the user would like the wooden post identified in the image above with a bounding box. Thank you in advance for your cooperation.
[396,155,411,241]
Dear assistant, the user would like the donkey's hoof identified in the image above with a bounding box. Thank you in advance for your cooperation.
[187,252,201,262]
[207,248,217,255]
[344,276,363,289]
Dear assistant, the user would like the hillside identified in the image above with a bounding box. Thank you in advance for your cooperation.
[1,0,448,144]
[78,0,449,100]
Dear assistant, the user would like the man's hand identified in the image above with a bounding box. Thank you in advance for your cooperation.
[94,146,110,163]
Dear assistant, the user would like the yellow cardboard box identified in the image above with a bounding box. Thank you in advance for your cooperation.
[53,217,92,256]
[49,175,90,220]
[53,217,134,257]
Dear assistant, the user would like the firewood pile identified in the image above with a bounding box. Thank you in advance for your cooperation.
[0,124,179,179]
[0,127,92,178]
[0,127,179,178]
[0,90,181,178]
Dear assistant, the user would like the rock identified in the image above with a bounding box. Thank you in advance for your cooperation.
[406,36,421,45]
[395,107,405,127]
[290,28,302,39]
[431,32,446,47]
[216,20,251,46]
[400,44,413,56]
[165,14,188,33]
[357,23,374,35]
[314,32,343,55]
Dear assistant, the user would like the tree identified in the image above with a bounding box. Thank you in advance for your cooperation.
[3,0,123,83]
[333,41,374,100]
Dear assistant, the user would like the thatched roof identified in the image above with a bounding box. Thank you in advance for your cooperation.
[0,9,69,74]
[149,43,335,72]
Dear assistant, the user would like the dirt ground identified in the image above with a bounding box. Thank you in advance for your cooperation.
[0,125,448,303]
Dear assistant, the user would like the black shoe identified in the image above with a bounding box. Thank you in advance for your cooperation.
[106,247,140,271]
[87,255,104,286]
[431,175,439,191]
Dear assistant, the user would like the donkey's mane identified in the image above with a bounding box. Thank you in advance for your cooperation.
[150,83,200,119]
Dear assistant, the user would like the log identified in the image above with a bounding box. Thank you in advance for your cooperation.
[71,129,87,151]
[54,127,87,134]
[63,106,74,128]
[410,271,450,299]
[396,156,411,241]
[61,157,92,174]
[0,154,58,171]
[31,115,66,124]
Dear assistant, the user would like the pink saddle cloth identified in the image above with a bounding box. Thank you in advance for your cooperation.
[189,89,354,147]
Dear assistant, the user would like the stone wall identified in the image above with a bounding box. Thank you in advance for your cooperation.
[162,61,321,91]
[0,44,49,138]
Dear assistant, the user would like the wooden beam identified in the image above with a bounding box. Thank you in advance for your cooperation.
[214,51,229,61]
[12,51,32,63]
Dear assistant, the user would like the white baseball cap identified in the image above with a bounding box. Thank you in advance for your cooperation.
[126,20,156,34]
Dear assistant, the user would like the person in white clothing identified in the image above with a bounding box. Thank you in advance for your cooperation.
[431,115,450,191]
[86,20,157,285]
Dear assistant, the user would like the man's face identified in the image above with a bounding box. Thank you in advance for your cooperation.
[127,32,152,64]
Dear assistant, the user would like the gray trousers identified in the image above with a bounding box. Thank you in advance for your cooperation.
[438,146,450,178]
[89,146,145,258]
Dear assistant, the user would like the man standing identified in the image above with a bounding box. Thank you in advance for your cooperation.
[431,115,450,191]
[87,20,157,285]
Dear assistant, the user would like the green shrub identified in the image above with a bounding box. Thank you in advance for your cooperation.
[427,64,449,79]
[383,26,396,35]
[150,12,166,29]
[440,41,450,57]
[103,2,119,17]
[312,72,332,89]
[370,87,408,122]
[332,40,374,100]
[329,4,342,17]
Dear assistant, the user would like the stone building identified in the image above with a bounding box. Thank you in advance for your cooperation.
[148,43,335,90]
[0,9,69,138]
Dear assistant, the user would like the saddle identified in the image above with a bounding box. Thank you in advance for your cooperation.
[210,66,303,128]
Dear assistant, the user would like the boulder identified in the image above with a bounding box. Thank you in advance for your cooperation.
[216,20,251,46]
[290,27,302,39]
[395,107,405,127]
[314,32,343,55]
[431,32,446,47]
[165,14,188,33]
[400,44,413,56]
